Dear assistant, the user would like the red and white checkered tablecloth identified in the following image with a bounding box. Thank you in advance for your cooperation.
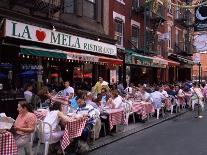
[132,102,155,120]
[61,117,87,150]
[0,131,17,155]
[106,108,124,130]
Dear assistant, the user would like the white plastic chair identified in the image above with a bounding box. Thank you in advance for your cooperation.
[22,129,36,155]
[168,95,176,114]
[124,100,135,125]
[35,121,65,155]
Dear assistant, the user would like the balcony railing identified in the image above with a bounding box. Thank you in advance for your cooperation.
[6,0,62,16]
[174,42,193,56]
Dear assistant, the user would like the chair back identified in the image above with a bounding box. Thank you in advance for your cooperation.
[168,95,176,105]
[36,120,53,143]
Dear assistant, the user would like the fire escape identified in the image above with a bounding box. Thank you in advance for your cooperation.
[174,6,194,56]
[132,0,166,55]
[8,0,62,19]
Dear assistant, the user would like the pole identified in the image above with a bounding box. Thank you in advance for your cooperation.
[198,62,201,85]
[144,1,147,55]
[196,62,203,118]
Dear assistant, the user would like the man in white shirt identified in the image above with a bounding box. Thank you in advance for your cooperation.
[24,83,33,103]
[140,87,151,102]
[63,81,74,100]
[108,90,123,109]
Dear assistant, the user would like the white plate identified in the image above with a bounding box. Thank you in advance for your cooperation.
[67,113,74,117]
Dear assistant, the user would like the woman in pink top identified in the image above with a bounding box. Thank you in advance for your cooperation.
[12,101,37,154]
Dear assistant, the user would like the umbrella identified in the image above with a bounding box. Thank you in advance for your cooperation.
[17,70,36,77]
[0,73,7,79]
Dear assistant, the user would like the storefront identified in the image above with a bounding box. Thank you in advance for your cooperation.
[0,19,122,91]
[125,49,168,85]
[168,53,193,82]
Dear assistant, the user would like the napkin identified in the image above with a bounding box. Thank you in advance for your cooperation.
[0,115,15,130]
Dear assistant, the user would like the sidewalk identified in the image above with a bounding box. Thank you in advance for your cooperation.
[89,109,188,151]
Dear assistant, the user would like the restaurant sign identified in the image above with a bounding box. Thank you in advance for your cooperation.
[4,19,117,56]
[67,53,99,62]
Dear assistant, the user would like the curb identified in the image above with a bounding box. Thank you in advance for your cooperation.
[89,110,188,151]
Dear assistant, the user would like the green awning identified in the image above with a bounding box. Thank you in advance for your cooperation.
[125,49,153,67]
[20,46,67,59]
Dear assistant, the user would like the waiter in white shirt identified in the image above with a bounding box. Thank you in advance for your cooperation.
[63,81,74,100]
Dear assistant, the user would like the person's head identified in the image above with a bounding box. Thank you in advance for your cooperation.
[192,82,198,88]
[111,90,119,98]
[98,77,103,83]
[76,96,85,107]
[17,100,33,114]
[86,92,93,100]
[39,86,49,95]
[175,85,180,91]
[160,86,164,92]
[49,101,62,111]
[25,83,33,91]
[141,87,146,94]
[64,81,70,88]
[101,88,107,96]
[154,86,160,92]
[93,93,102,106]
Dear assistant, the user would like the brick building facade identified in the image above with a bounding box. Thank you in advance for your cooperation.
[107,0,194,85]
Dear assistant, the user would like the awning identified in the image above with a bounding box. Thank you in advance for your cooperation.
[125,49,153,67]
[153,56,180,66]
[20,45,122,65]
[99,56,123,65]
[168,53,194,65]
[153,56,168,65]
[125,49,166,68]
[167,59,180,66]
[20,46,67,59]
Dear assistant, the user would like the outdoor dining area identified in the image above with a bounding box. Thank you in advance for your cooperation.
[0,80,204,155]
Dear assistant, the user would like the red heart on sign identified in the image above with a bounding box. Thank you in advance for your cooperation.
[36,30,46,41]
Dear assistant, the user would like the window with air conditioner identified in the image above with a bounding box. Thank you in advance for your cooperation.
[131,25,139,49]
[114,19,124,46]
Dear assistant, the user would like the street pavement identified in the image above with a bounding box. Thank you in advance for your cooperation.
[88,108,207,155]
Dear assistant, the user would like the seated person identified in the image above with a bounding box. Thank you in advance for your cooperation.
[100,88,110,107]
[37,86,51,107]
[107,90,123,109]
[85,92,99,109]
[140,87,151,102]
[43,101,71,142]
[69,90,85,110]
[76,96,100,141]
[13,101,37,154]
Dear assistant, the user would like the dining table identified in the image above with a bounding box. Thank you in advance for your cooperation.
[0,131,18,155]
[34,108,87,150]
[132,101,155,120]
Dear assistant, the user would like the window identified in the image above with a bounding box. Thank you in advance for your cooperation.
[114,19,124,46]
[64,0,75,14]
[116,0,125,5]
[175,29,179,44]
[175,5,180,19]
[131,25,139,48]
[132,0,139,8]
[83,0,96,19]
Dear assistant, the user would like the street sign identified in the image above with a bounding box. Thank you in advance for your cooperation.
[193,34,207,51]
